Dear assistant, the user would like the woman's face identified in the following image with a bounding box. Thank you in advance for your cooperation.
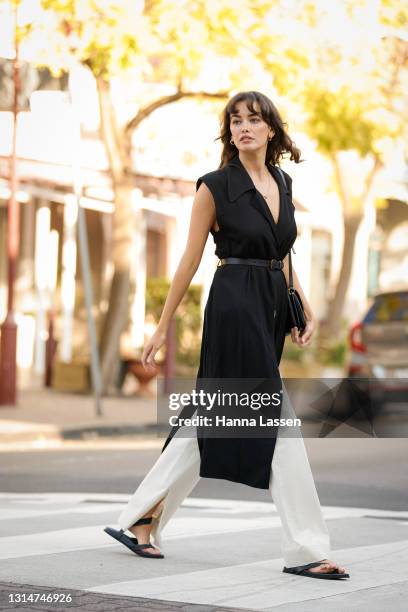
[229,100,273,151]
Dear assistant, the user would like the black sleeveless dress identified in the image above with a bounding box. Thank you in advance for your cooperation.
[161,153,298,489]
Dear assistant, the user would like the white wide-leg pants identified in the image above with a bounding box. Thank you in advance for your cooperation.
[118,385,331,567]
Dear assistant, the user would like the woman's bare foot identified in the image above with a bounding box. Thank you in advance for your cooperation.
[128,516,162,556]
[128,522,162,555]
[308,559,347,574]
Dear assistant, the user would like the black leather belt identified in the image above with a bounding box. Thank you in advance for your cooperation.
[217,257,284,270]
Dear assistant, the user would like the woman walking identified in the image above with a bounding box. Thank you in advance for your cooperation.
[105,91,349,579]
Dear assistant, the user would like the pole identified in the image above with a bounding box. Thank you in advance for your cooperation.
[77,203,103,416]
[0,5,20,406]
[68,69,103,417]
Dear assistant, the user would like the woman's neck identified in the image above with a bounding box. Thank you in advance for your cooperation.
[238,151,268,181]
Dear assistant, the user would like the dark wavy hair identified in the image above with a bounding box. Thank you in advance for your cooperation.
[215,91,303,169]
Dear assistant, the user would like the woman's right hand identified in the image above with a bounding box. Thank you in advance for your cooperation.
[141,327,167,370]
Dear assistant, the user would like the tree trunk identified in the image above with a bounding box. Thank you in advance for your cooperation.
[95,76,136,392]
[99,178,136,391]
[321,213,363,340]
[319,153,383,342]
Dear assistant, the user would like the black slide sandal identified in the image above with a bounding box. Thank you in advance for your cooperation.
[104,517,164,559]
[283,559,350,580]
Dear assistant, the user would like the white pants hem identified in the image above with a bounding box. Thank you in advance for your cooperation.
[117,386,331,566]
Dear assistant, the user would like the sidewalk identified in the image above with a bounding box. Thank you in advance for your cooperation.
[0,362,344,447]
[0,389,161,446]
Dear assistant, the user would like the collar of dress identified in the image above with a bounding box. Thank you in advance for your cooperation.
[225,154,289,202]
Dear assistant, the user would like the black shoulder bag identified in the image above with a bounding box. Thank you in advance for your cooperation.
[275,166,307,336]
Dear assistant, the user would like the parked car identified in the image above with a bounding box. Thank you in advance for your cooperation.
[347,288,408,412]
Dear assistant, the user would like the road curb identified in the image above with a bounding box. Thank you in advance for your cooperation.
[0,422,168,445]
[61,423,169,440]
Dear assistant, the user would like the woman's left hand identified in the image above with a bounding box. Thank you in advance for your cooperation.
[291,315,316,348]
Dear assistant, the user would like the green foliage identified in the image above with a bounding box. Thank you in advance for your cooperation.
[314,318,350,367]
[38,0,148,78]
[283,325,348,368]
[285,1,408,163]
[145,276,170,321]
[315,337,347,367]
[303,85,385,156]
[282,340,306,363]
[146,277,202,372]
[24,0,286,88]
[374,196,389,210]
[380,0,408,28]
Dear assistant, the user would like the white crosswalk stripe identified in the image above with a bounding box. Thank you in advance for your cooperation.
[1,493,407,610]
[89,540,408,609]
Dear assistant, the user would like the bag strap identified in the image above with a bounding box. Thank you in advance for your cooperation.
[274,166,294,290]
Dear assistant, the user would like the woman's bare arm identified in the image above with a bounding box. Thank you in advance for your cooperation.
[142,183,216,368]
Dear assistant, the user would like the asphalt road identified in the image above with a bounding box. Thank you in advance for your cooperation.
[0,437,407,510]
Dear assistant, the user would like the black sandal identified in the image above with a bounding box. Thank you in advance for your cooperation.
[104,517,164,559]
[283,559,350,580]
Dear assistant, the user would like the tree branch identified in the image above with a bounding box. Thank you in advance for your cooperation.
[382,37,408,109]
[124,89,229,137]
[362,154,383,206]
